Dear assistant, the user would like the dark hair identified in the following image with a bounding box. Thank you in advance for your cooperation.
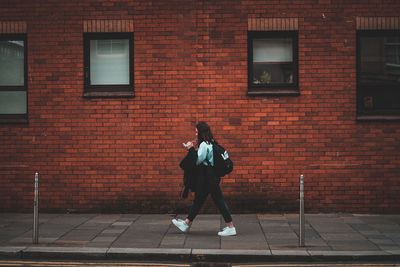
[196,121,214,144]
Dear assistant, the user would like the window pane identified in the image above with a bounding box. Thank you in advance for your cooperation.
[360,35,400,85]
[252,38,294,85]
[0,91,26,114]
[90,39,130,85]
[0,40,24,86]
[253,38,293,62]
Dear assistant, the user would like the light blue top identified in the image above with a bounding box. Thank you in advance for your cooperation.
[196,141,214,166]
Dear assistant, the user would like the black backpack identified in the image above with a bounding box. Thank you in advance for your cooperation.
[212,142,233,177]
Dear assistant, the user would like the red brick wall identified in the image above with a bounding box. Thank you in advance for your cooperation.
[1,0,400,213]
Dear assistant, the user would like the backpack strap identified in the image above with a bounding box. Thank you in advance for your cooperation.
[204,147,212,166]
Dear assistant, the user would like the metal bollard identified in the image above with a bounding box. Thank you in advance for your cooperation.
[299,174,305,247]
[33,172,39,244]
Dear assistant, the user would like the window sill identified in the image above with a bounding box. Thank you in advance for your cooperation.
[357,115,400,121]
[83,91,135,98]
[248,89,300,96]
[0,118,28,124]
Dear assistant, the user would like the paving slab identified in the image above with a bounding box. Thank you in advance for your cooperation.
[159,233,186,248]
[117,214,141,222]
[86,215,121,224]
[369,238,398,245]
[0,213,400,262]
[111,215,171,248]
[102,229,126,234]
[308,222,356,233]
[183,215,220,249]
[327,240,380,251]
[43,214,95,229]
[320,233,367,241]
[60,229,102,241]
[221,214,268,250]
[112,222,132,227]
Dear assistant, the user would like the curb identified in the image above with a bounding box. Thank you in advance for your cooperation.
[107,248,191,261]
[1,246,400,262]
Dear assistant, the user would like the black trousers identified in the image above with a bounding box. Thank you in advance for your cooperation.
[187,166,232,223]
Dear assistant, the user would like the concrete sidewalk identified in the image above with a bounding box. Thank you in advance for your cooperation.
[0,213,400,262]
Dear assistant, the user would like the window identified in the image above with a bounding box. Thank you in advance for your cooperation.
[357,31,400,118]
[248,31,298,95]
[83,33,134,97]
[0,34,27,123]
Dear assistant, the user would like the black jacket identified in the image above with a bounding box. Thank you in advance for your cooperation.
[179,147,220,198]
[179,147,198,198]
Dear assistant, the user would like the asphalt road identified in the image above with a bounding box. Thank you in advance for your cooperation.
[1,260,400,267]
[0,260,188,266]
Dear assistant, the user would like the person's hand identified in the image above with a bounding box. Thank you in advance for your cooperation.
[185,141,194,150]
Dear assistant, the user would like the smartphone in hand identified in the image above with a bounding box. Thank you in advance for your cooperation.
[183,140,195,149]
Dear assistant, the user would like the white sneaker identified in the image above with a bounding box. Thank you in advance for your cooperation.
[218,226,237,236]
[172,218,189,233]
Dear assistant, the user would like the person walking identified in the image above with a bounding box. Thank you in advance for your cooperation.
[172,122,236,236]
